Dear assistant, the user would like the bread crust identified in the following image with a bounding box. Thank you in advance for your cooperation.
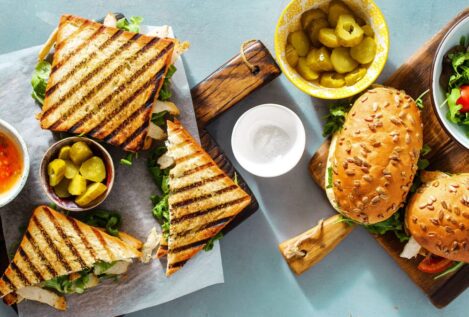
[326,87,423,224]
[405,173,469,262]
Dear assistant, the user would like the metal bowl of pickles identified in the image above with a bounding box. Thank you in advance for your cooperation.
[275,0,389,99]
[40,137,115,212]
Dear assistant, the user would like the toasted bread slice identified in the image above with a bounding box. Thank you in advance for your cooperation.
[0,205,141,299]
[165,121,251,275]
[38,14,175,152]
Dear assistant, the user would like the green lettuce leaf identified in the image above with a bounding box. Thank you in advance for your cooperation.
[159,65,177,101]
[42,271,91,294]
[31,60,51,104]
[322,102,352,137]
[446,88,462,123]
[204,232,223,251]
[116,16,143,33]
[77,210,122,236]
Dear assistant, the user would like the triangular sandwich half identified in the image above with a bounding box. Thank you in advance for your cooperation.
[38,14,175,152]
[161,121,251,276]
[0,205,142,310]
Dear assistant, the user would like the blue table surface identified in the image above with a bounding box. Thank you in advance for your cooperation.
[0,0,467,316]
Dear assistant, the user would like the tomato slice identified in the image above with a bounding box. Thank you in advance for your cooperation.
[417,254,454,274]
[456,85,469,113]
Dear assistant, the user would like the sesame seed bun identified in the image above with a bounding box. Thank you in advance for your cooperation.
[325,87,423,224]
[405,172,469,262]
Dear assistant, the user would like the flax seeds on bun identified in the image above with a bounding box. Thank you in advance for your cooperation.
[325,87,423,224]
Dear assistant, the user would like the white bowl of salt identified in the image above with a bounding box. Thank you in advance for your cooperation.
[231,104,305,177]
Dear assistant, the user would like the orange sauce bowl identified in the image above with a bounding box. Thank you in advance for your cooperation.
[0,119,29,207]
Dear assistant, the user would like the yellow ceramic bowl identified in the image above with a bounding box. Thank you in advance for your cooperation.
[275,0,389,99]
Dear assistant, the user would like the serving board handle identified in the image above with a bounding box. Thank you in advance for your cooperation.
[191,40,281,127]
[279,215,354,275]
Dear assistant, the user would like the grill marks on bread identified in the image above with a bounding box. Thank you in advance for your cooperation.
[39,14,175,152]
[0,206,141,297]
[163,121,251,275]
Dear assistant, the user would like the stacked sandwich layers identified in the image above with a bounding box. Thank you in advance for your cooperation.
[38,14,175,152]
[157,121,251,276]
[0,206,142,310]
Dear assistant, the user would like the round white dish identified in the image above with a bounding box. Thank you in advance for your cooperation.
[231,104,305,177]
[431,15,469,149]
[0,119,30,207]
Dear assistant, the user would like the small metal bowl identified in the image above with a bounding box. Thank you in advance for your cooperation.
[40,137,115,212]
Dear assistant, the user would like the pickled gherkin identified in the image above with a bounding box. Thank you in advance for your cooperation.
[80,156,106,183]
[58,146,71,160]
[297,57,319,81]
[284,0,375,88]
[345,67,367,85]
[54,178,71,198]
[318,28,340,48]
[327,0,352,27]
[288,31,310,56]
[307,18,329,47]
[320,72,345,88]
[301,8,326,28]
[350,37,376,64]
[286,44,299,67]
[70,141,93,165]
[64,160,79,179]
[68,174,87,196]
[362,24,374,37]
[75,182,108,207]
[306,47,333,72]
[48,159,66,187]
[331,47,358,73]
[335,15,364,47]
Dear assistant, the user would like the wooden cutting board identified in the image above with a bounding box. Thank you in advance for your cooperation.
[308,10,469,308]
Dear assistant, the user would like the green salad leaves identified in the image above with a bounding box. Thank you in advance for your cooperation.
[444,40,469,135]
[322,102,352,137]
[31,60,51,104]
[148,146,171,238]
[42,271,92,294]
[77,210,122,236]
[116,16,143,33]
[159,65,177,101]
[204,232,223,251]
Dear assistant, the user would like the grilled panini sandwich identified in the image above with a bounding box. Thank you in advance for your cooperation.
[0,205,142,310]
[157,121,251,276]
[38,14,175,152]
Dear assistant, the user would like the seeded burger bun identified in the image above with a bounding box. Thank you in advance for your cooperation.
[326,86,423,224]
[405,173,469,262]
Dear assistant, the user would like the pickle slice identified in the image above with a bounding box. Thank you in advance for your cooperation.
[335,14,364,47]
[320,72,345,88]
[288,30,310,57]
[48,159,66,187]
[68,174,87,196]
[64,160,79,179]
[70,141,93,166]
[58,146,71,160]
[54,178,71,198]
[75,182,107,207]
[80,156,106,183]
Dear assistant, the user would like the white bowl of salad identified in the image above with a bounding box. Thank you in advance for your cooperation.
[432,15,469,149]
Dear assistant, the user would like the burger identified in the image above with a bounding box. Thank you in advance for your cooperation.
[326,86,424,224]
[401,171,468,276]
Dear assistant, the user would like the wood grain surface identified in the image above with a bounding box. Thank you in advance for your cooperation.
[308,9,469,308]
[191,40,282,128]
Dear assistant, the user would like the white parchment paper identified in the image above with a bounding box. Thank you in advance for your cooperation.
[0,25,224,317]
